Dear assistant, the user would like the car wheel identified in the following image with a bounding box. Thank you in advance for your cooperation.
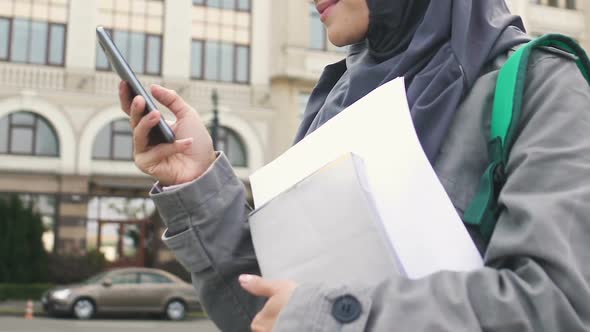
[72,298,95,320]
[165,300,186,321]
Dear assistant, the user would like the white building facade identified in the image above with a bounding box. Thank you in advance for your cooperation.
[0,0,586,264]
[508,0,589,49]
[0,0,273,263]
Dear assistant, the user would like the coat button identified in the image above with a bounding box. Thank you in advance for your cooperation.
[331,295,362,324]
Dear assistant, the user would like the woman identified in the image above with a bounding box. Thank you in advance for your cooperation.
[120,0,590,331]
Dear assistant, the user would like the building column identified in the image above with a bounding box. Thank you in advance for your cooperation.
[65,0,98,71]
[251,0,271,86]
[162,0,192,80]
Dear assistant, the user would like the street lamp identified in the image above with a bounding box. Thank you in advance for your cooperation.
[210,89,219,150]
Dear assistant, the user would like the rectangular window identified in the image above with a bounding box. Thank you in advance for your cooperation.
[193,0,251,10]
[208,0,221,8]
[220,43,234,82]
[0,19,10,60]
[11,19,30,63]
[1,18,66,66]
[49,24,66,65]
[235,45,249,83]
[96,30,162,76]
[129,32,146,74]
[146,35,161,75]
[222,0,235,9]
[204,41,220,81]
[237,0,250,11]
[193,41,249,83]
[191,0,251,83]
[96,44,110,70]
[191,40,204,79]
[30,21,48,65]
[114,31,130,59]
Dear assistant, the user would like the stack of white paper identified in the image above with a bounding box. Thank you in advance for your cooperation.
[250,78,482,279]
[250,153,402,284]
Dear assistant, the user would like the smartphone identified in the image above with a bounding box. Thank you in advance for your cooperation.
[96,26,175,145]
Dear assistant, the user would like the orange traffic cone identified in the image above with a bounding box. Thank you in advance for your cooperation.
[24,299,34,319]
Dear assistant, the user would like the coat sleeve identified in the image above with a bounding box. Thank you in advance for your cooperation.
[150,152,264,332]
[274,54,590,330]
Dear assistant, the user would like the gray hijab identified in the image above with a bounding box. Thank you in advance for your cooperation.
[297,0,529,164]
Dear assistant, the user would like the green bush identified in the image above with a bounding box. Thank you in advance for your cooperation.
[47,249,107,284]
[0,284,53,301]
[0,195,48,283]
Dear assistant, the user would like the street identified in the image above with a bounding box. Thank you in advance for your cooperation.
[0,317,219,332]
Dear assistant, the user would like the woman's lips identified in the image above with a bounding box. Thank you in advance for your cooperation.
[316,0,339,21]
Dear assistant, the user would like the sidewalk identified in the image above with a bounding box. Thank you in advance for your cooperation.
[0,300,45,317]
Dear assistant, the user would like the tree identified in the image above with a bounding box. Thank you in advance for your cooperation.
[0,195,48,283]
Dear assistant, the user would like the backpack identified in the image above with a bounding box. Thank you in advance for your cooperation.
[463,34,590,244]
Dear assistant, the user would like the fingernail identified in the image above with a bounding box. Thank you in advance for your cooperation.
[239,274,253,284]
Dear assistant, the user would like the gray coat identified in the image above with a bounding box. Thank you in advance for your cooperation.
[151,47,590,331]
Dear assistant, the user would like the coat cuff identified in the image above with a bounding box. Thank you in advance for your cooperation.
[149,152,236,235]
[275,283,372,331]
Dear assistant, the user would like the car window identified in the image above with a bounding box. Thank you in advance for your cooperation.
[110,273,138,285]
[139,273,173,284]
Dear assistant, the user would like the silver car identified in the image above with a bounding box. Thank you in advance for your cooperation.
[41,267,200,320]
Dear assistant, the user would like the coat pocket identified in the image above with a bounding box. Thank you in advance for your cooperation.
[163,228,212,273]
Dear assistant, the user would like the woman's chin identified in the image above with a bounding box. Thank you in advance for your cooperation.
[327,25,367,48]
[327,32,357,48]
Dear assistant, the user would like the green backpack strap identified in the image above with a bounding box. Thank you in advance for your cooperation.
[464,34,590,243]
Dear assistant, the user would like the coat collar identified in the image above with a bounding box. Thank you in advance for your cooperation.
[293,59,348,144]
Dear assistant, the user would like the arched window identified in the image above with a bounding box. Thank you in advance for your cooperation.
[0,111,59,157]
[92,119,133,161]
[209,126,248,167]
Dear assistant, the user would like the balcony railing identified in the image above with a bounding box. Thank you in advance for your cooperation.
[0,62,254,108]
[0,63,66,91]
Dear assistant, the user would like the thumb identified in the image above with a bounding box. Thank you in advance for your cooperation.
[239,275,276,298]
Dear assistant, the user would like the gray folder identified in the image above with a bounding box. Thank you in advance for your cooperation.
[249,153,403,285]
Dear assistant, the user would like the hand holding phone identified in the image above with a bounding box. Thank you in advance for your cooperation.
[99,25,216,185]
[119,78,216,186]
